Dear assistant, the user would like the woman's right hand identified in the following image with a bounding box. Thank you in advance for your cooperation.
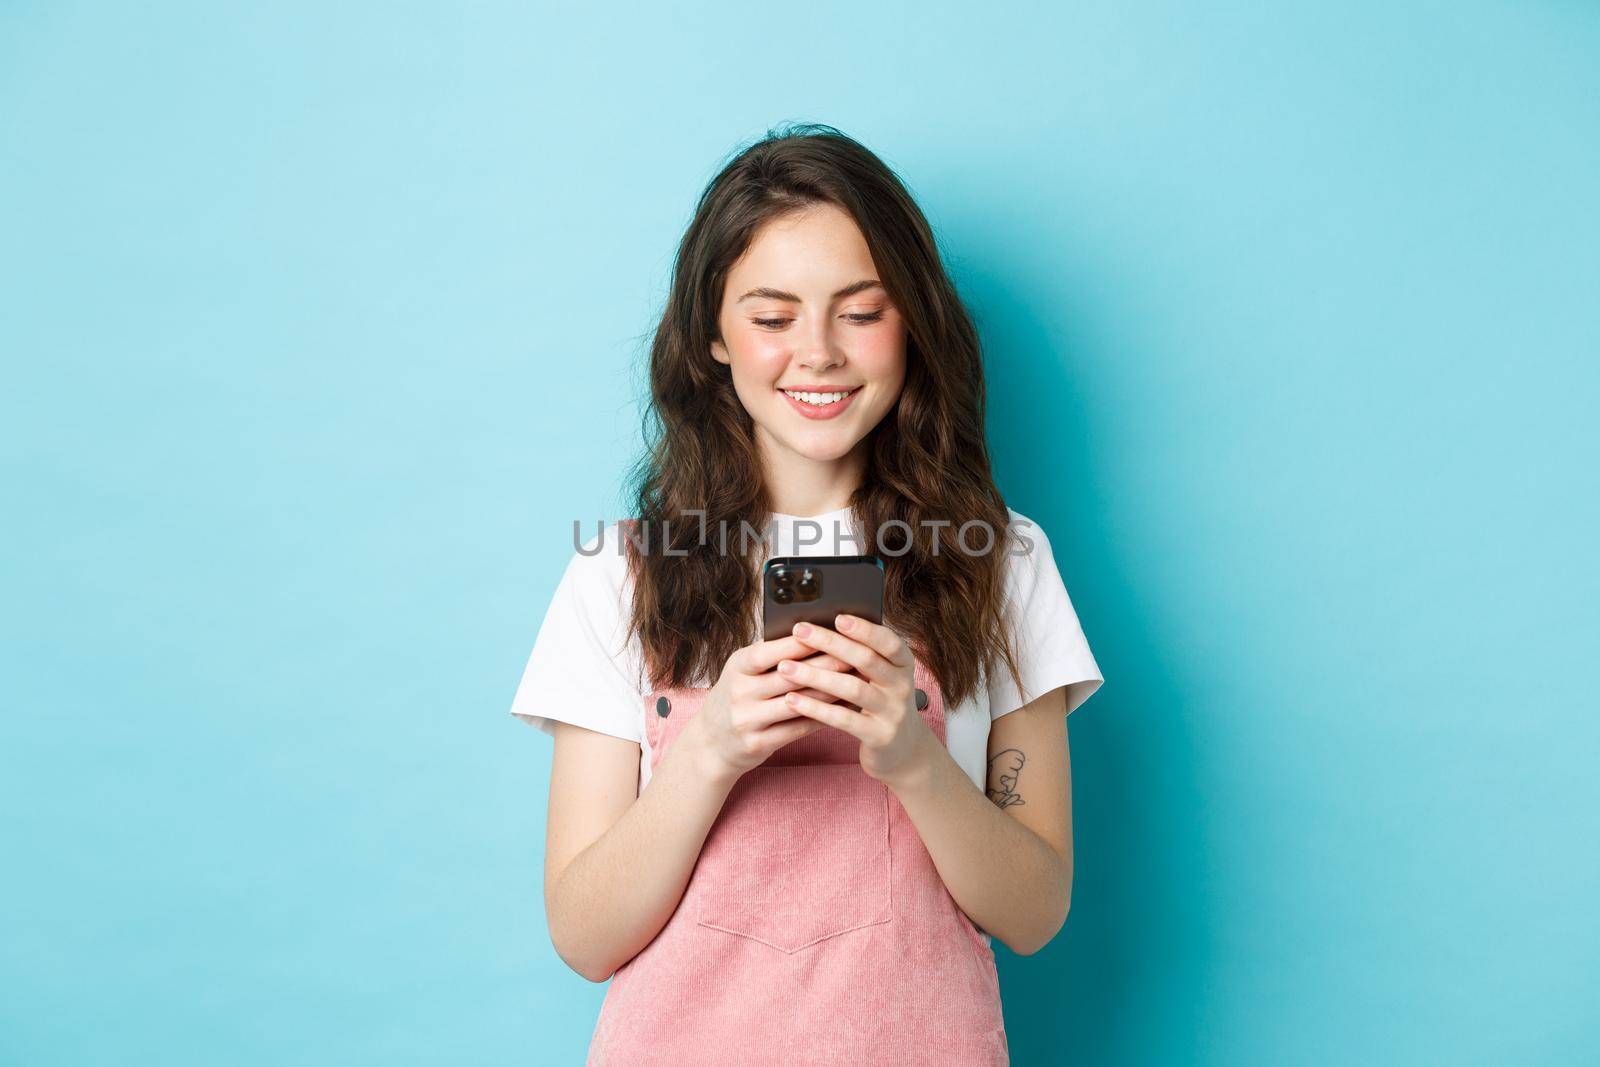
[685,635,855,784]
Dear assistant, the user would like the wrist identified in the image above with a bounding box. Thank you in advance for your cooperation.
[881,727,948,800]
[678,715,743,793]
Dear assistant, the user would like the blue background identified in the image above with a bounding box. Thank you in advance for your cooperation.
[3,2,1596,1063]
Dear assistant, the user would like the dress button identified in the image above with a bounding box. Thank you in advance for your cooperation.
[655,695,671,717]
[914,688,928,710]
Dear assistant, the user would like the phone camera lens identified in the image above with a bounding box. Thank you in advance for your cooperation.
[773,585,794,604]
[772,568,793,587]
[796,570,818,597]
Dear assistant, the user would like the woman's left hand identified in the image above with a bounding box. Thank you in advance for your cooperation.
[780,614,938,791]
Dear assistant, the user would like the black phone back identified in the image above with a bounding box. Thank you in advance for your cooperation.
[762,555,885,642]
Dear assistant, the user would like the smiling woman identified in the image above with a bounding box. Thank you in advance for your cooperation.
[712,205,906,456]
[509,123,1105,1066]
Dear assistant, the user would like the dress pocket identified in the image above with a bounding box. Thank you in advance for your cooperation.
[693,762,893,953]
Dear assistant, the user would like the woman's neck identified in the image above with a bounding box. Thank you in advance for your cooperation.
[759,435,866,518]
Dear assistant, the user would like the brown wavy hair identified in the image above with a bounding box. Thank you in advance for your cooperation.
[622,122,1025,710]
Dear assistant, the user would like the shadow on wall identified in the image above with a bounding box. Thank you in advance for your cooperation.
[956,211,1218,1064]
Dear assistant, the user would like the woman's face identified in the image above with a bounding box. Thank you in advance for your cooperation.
[711,203,907,476]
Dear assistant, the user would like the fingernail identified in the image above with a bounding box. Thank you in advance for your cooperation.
[794,622,812,637]
[786,692,800,705]
[778,660,797,675]
[836,614,853,631]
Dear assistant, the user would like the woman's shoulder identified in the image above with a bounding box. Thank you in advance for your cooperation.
[991,507,1076,617]
[546,519,649,679]
[556,519,638,602]
[997,507,1057,568]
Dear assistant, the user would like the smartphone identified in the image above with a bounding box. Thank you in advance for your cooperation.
[761,555,885,642]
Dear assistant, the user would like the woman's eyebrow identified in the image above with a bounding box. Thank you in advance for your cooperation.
[735,279,884,303]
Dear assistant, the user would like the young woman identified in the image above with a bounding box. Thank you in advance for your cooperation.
[509,124,1104,1065]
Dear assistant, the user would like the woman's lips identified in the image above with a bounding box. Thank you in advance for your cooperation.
[779,387,860,420]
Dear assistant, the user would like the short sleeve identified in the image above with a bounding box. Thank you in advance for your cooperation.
[987,511,1105,719]
[507,527,644,743]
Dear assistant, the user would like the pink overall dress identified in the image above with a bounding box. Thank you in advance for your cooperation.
[586,658,1009,1065]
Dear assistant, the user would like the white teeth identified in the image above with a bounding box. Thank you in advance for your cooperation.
[782,389,852,406]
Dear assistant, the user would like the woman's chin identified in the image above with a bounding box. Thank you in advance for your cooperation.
[780,431,863,465]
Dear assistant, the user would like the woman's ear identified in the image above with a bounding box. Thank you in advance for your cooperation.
[710,337,730,365]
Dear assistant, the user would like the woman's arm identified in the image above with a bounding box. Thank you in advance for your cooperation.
[544,720,738,982]
[542,639,852,981]
[779,617,1075,957]
[889,686,1073,956]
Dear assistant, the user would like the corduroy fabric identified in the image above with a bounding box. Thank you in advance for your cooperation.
[586,658,1009,1065]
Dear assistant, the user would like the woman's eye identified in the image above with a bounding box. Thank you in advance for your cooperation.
[751,310,884,330]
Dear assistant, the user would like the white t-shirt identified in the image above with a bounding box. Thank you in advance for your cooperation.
[509,506,1105,793]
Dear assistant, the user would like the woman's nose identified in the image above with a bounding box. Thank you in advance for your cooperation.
[797,341,844,372]
[793,314,845,372]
